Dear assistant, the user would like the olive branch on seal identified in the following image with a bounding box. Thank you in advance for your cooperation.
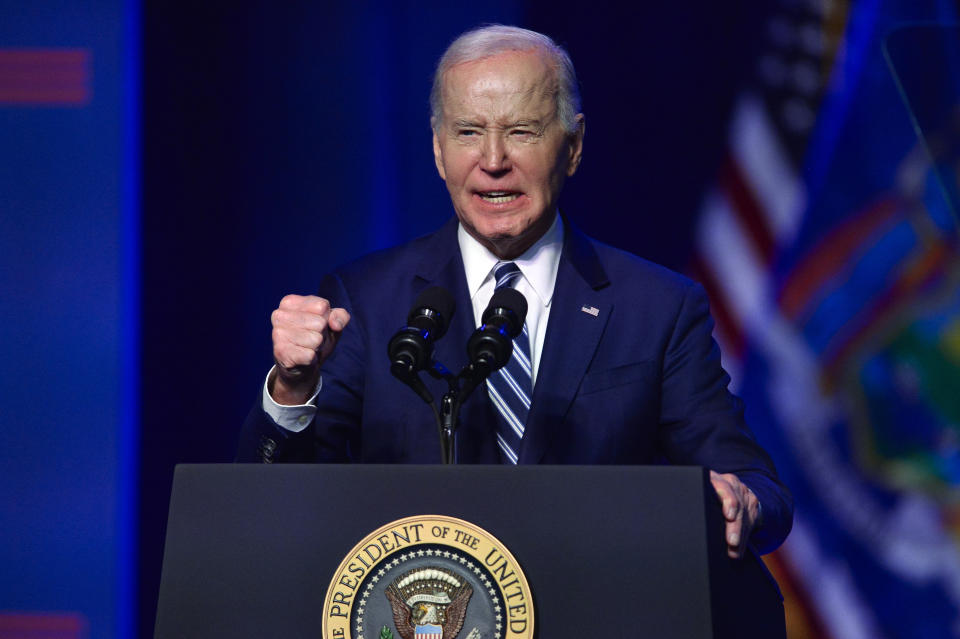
[379,626,394,639]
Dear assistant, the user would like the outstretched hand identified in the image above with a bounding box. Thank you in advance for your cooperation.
[709,470,761,559]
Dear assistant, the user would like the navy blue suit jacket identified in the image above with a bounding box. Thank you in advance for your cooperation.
[238,217,792,552]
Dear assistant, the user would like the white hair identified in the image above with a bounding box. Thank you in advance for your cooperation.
[429,25,582,133]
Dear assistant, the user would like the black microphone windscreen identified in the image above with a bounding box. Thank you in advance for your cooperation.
[487,287,528,325]
[409,286,456,333]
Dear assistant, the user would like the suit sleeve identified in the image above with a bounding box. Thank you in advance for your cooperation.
[658,281,793,554]
[236,271,364,463]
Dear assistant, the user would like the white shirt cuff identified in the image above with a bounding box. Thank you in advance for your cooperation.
[261,365,322,433]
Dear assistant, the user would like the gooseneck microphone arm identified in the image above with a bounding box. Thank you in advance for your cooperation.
[387,286,527,464]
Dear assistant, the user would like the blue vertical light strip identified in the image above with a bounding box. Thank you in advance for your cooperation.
[118,0,141,637]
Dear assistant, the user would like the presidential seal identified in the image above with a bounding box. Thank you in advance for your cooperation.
[322,515,533,639]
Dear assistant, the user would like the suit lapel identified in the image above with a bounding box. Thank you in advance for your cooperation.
[519,221,611,464]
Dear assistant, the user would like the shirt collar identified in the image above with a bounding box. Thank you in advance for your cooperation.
[457,213,564,306]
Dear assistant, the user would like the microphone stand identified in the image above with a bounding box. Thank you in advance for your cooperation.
[423,360,490,464]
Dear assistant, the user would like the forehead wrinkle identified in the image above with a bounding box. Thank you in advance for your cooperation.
[458,87,553,126]
[469,72,550,104]
[440,50,560,128]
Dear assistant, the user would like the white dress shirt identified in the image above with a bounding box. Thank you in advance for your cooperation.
[457,214,562,385]
[263,214,564,432]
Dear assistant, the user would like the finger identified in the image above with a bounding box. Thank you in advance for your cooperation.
[741,488,760,534]
[724,476,758,529]
[271,308,330,332]
[318,320,343,358]
[726,516,744,559]
[717,472,747,519]
[277,294,303,311]
[710,475,739,521]
[273,323,327,353]
[279,294,331,316]
[328,308,351,332]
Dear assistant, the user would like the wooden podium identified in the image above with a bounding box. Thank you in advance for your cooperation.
[155,464,784,638]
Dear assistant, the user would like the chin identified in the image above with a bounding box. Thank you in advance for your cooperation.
[477,224,525,242]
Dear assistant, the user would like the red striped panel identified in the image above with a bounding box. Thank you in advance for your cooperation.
[719,155,776,265]
[689,255,746,358]
[0,49,91,105]
[0,612,87,639]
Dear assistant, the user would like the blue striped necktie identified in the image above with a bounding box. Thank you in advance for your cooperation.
[487,261,533,464]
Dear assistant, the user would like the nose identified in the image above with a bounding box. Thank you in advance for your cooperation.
[480,132,510,174]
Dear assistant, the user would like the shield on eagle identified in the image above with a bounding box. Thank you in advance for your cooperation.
[414,624,443,639]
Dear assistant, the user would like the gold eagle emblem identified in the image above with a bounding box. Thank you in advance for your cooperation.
[384,567,473,639]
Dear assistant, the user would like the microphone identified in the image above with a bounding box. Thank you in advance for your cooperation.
[388,286,456,402]
[467,287,527,376]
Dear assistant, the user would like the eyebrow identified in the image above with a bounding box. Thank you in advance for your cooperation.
[510,119,544,129]
[451,118,544,129]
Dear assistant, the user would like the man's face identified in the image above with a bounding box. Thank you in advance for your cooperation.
[432,50,584,259]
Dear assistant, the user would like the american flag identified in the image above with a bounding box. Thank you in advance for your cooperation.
[692,0,841,389]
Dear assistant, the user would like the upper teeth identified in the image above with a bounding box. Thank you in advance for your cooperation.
[480,192,519,203]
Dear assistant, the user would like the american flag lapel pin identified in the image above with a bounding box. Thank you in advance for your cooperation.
[581,305,599,317]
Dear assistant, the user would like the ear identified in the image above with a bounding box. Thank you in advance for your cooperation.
[566,114,585,177]
[432,129,447,180]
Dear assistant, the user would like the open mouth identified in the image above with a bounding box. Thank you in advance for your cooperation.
[476,190,522,204]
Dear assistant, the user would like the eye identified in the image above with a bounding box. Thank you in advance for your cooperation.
[457,128,480,137]
[510,128,538,139]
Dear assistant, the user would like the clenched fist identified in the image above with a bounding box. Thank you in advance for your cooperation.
[269,294,350,405]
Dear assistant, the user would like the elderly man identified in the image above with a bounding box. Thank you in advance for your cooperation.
[237,25,792,559]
